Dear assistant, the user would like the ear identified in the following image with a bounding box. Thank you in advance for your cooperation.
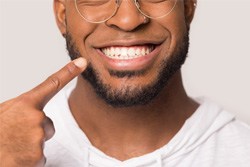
[54,0,67,37]
[184,0,197,28]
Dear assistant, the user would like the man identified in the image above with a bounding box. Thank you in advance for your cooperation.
[0,0,249,166]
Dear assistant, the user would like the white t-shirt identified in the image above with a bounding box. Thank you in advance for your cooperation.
[44,88,250,167]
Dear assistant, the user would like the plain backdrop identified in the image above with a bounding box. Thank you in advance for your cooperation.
[1,0,250,124]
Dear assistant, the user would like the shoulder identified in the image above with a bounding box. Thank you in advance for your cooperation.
[208,118,250,165]
[216,118,250,146]
[190,99,250,166]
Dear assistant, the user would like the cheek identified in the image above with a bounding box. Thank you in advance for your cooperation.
[67,21,95,45]
[159,5,188,52]
[66,5,98,58]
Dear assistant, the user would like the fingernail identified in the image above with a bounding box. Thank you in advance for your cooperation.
[73,58,87,69]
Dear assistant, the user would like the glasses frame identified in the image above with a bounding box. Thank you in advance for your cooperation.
[74,0,178,24]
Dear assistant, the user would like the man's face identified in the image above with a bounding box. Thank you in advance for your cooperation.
[59,0,194,107]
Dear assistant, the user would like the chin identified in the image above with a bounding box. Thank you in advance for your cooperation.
[66,31,190,107]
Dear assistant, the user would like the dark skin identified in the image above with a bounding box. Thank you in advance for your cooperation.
[0,58,87,166]
[0,0,198,166]
[55,0,198,160]
[70,72,198,160]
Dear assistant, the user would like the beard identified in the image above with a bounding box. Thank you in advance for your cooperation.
[65,32,189,108]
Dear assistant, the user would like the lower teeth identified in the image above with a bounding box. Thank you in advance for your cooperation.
[106,54,144,60]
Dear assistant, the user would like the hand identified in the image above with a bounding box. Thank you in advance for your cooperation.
[0,58,87,167]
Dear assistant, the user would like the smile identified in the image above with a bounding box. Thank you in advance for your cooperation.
[100,45,155,60]
[96,42,162,71]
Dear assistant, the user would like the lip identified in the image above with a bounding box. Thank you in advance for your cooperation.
[96,44,162,71]
[93,39,163,48]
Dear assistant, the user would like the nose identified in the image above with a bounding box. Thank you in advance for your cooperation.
[105,0,148,32]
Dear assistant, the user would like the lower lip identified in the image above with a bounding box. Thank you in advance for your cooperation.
[96,45,161,71]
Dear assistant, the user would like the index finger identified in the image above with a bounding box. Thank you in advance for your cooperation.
[26,57,87,109]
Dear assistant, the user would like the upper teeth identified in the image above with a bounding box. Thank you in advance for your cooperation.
[101,46,154,60]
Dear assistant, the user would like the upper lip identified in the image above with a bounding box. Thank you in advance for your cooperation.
[93,39,164,49]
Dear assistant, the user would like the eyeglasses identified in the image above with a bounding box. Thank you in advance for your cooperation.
[74,0,178,24]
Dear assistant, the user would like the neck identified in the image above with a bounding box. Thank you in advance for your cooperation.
[68,71,198,160]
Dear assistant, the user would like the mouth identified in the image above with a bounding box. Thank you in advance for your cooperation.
[95,41,162,71]
[100,45,155,60]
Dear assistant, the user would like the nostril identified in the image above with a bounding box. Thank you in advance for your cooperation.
[115,0,121,5]
[105,13,149,32]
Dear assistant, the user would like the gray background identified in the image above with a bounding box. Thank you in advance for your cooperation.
[1,0,250,124]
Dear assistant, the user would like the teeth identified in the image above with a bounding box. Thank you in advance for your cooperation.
[101,46,154,60]
[121,48,127,56]
[128,48,134,57]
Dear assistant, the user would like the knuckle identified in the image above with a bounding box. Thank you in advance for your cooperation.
[37,111,46,119]
[47,75,61,91]
[31,111,46,123]
[66,62,77,74]
[18,93,34,104]
[33,128,46,143]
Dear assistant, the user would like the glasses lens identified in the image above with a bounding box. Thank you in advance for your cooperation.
[137,0,177,18]
[75,0,118,23]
